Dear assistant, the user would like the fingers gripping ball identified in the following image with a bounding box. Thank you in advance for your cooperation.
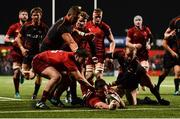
[109,100,119,110]
[106,90,125,108]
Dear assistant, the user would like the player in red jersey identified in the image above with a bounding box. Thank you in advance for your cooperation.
[83,79,125,109]
[31,49,94,109]
[126,15,153,91]
[4,9,28,98]
[16,7,49,99]
[85,8,115,82]
[156,15,180,95]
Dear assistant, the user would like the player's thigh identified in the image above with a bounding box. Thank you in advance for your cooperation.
[41,66,61,80]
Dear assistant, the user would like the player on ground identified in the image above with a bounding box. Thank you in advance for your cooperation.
[83,79,125,109]
[107,48,170,105]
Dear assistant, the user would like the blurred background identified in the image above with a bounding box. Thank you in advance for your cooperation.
[0,0,179,75]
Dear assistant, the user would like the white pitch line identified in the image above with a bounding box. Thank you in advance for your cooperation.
[161,85,174,87]
[0,108,180,114]
[0,96,22,101]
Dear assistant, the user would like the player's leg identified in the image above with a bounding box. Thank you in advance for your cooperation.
[69,75,84,105]
[48,73,70,107]
[140,73,170,105]
[157,54,172,91]
[125,89,138,105]
[85,64,95,85]
[173,65,180,95]
[12,62,21,98]
[156,68,171,91]
[32,75,42,99]
[140,60,150,91]
[36,66,62,109]
[94,62,104,80]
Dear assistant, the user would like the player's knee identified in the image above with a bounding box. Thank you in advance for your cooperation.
[13,68,21,78]
[51,73,62,82]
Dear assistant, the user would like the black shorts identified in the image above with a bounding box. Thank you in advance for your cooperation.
[116,72,139,91]
[163,53,180,69]
[23,54,35,65]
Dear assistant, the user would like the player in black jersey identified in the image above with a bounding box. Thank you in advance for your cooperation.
[156,15,180,95]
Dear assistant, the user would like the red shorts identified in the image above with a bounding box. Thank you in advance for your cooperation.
[32,56,50,74]
[10,47,23,63]
[86,54,105,65]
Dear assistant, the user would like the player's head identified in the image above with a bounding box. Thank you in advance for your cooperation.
[18,9,28,23]
[67,6,82,24]
[75,48,89,64]
[92,8,103,25]
[30,7,43,24]
[95,79,108,96]
[75,11,89,28]
[133,15,143,28]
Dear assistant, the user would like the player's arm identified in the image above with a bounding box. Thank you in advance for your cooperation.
[107,30,115,54]
[70,70,94,91]
[162,36,178,58]
[16,33,29,56]
[126,36,142,50]
[146,27,154,50]
[4,25,15,42]
[4,35,11,42]
[164,28,176,40]
[94,102,109,109]
[62,33,78,52]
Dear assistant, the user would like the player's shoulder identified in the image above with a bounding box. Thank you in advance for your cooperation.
[127,26,135,32]
[40,21,49,28]
[86,20,93,27]
[9,22,20,28]
[101,21,110,28]
[23,21,32,27]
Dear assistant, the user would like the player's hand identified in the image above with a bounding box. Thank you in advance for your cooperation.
[170,51,179,59]
[146,44,151,50]
[22,70,35,80]
[134,43,142,49]
[84,32,94,36]
[164,29,176,39]
[21,47,29,56]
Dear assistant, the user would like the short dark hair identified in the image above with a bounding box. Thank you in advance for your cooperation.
[67,6,82,16]
[93,8,103,14]
[30,7,42,16]
[75,48,89,58]
[78,11,89,20]
[19,9,28,15]
[95,79,107,90]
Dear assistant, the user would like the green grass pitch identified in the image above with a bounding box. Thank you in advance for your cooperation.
[0,76,180,118]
